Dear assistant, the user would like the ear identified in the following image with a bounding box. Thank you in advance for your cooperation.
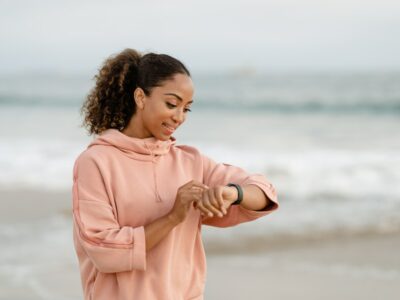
[133,87,146,109]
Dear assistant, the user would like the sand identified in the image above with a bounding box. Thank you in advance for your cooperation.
[1,188,399,300]
[204,233,400,300]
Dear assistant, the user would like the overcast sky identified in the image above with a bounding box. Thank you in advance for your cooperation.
[1,0,400,74]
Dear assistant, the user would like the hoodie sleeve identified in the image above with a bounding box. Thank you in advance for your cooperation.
[72,152,146,273]
[201,154,279,228]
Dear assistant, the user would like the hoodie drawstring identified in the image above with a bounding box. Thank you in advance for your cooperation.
[144,142,162,202]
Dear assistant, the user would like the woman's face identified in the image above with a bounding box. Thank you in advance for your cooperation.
[134,73,194,141]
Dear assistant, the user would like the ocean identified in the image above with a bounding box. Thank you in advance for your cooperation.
[1,71,399,239]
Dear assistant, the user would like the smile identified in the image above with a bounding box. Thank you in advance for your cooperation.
[162,123,176,133]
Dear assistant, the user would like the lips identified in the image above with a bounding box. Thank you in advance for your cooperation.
[162,123,176,134]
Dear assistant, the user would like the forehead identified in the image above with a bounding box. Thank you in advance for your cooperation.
[154,74,194,98]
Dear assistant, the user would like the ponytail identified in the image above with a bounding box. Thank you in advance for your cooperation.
[81,49,141,135]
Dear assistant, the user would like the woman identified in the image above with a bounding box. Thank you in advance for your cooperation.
[72,48,279,300]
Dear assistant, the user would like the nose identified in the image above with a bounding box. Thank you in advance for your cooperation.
[172,108,185,124]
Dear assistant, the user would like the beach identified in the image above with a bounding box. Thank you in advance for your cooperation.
[1,0,400,296]
[1,71,400,299]
[1,189,399,300]
[205,234,400,300]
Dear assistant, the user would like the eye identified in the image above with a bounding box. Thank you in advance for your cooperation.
[166,101,191,113]
[166,102,176,109]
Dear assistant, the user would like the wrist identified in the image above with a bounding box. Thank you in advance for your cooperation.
[226,183,243,205]
[225,186,238,203]
[167,212,182,225]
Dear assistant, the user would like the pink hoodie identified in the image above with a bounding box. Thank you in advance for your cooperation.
[72,129,278,300]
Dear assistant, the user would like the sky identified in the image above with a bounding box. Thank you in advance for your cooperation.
[1,0,400,74]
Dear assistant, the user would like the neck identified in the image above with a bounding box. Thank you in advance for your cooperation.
[122,114,151,139]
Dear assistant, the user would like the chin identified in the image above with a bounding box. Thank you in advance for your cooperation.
[154,133,171,141]
[154,126,175,141]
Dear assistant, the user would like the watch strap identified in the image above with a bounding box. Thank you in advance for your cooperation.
[227,183,243,205]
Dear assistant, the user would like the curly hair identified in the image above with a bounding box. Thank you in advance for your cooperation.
[81,48,191,135]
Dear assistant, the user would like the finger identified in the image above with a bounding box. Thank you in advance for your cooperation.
[204,189,223,218]
[180,189,202,205]
[181,185,203,197]
[214,186,227,215]
[191,184,209,193]
[222,198,233,212]
[192,190,204,201]
[200,191,220,217]
[202,192,216,217]
[192,192,203,206]
[195,198,214,217]
[190,186,207,194]
[185,180,209,190]
[209,189,225,217]
[190,192,202,206]
[184,185,209,196]
[208,188,219,207]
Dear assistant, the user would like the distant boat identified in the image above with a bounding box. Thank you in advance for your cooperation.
[229,66,258,77]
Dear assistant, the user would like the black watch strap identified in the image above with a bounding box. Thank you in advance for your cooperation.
[227,183,243,205]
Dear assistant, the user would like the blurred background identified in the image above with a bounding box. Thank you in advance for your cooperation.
[1,0,399,299]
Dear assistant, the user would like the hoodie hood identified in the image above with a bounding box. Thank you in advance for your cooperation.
[88,129,176,203]
[89,129,176,161]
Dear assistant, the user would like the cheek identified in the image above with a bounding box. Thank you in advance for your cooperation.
[144,104,166,121]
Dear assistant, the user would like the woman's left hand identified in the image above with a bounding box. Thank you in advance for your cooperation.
[193,185,238,218]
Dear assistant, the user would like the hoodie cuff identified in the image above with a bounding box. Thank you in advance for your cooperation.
[242,181,279,212]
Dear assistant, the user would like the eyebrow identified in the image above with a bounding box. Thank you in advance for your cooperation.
[164,93,193,104]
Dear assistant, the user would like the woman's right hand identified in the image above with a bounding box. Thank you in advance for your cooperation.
[145,180,209,251]
[169,180,209,223]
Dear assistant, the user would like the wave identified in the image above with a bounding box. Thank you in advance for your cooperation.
[1,72,399,114]
[1,137,399,239]
[1,94,399,115]
[194,100,400,114]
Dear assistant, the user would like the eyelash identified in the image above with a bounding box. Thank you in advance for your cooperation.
[166,102,192,112]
